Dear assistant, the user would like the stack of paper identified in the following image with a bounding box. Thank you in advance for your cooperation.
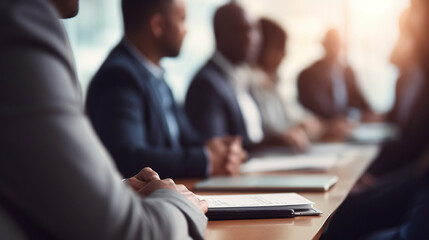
[199,193,314,210]
[307,143,353,156]
[199,193,322,220]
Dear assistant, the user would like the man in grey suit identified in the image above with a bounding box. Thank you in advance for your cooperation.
[0,0,207,239]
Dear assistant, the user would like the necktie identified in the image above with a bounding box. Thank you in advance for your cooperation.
[154,78,181,149]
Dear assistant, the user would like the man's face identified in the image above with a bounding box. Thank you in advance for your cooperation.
[263,42,286,74]
[160,0,187,57]
[323,31,341,61]
[229,13,254,64]
[49,0,79,18]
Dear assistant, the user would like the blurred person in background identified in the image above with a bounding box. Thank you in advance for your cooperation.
[321,1,429,238]
[248,17,358,147]
[362,0,429,187]
[86,0,247,179]
[185,3,309,153]
[249,18,316,150]
[0,0,208,239]
[386,8,425,131]
[297,29,377,125]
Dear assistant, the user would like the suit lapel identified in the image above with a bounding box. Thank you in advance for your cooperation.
[207,60,250,141]
[119,42,178,148]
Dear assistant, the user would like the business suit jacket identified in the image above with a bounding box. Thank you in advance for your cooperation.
[297,59,371,119]
[367,81,429,177]
[321,85,429,240]
[0,0,207,239]
[396,169,429,240]
[386,68,424,130]
[86,41,208,179]
[185,59,252,147]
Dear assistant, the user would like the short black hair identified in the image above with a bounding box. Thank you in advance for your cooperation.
[121,0,172,34]
[259,18,287,49]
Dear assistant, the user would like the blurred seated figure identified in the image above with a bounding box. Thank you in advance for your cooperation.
[364,3,429,180]
[297,29,375,122]
[361,3,429,239]
[0,0,207,239]
[86,0,246,179]
[185,3,308,152]
[248,18,326,147]
[249,18,362,144]
[387,8,425,131]
[321,3,429,239]
[185,3,261,148]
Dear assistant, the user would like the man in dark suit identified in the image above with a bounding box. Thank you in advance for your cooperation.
[186,3,306,151]
[297,29,373,120]
[86,0,246,179]
[0,0,208,239]
[185,3,256,148]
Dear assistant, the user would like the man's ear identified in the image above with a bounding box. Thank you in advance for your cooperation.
[150,13,165,38]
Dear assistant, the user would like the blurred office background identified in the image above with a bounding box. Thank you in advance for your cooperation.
[63,0,408,112]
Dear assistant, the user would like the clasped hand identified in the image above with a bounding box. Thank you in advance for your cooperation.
[123,167,208,213]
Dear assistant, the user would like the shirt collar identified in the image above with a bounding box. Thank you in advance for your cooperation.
[211,50,251,90]
[122,38,165,79]
[211,50,237,78]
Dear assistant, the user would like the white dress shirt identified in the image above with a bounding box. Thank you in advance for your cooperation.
[212,51,264,143]
[249,67,313,136]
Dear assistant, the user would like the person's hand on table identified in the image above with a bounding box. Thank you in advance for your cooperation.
[223,136,247,175]
[361,111,385,123]
[300,117,326,141]
[206,136,247,176]
[123,167,208,213]
[283,126,311,152]
[123,167,161,191]
[323,117,355,141]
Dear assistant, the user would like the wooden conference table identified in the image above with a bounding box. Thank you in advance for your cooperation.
[177,144,379,240]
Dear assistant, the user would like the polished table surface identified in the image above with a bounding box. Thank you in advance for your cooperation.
[177,144,379,240]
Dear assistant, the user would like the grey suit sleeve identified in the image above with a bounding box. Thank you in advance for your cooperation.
[0,0,207,240]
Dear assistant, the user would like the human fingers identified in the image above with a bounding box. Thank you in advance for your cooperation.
[135,167,161,182]
[137,178,177,197]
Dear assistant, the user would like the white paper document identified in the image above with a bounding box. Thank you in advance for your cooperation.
[199,193,314,209]
[307,143,353,156]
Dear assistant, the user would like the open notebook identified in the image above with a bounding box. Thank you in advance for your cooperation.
[194,175,338,192]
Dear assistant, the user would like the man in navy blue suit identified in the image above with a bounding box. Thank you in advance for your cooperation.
[86,0,246,178]
[185,3,309,151]
[185,3,257,148]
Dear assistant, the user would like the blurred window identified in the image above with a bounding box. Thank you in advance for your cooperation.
[64,0,408,111]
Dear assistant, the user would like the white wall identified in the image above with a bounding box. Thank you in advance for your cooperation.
[64,0,409,111]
